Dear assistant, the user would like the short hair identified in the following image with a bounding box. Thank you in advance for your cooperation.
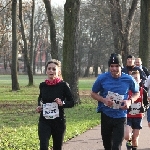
[131,70,140,75]
[135,58,142,61]
[127,55,135,60]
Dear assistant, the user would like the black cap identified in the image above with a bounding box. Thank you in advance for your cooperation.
[108,53,122,67]
[127,55,135,59]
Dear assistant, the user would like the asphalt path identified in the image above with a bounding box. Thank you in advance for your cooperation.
[62,114,150,150]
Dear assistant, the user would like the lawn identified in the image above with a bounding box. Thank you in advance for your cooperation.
[0,75,100,150]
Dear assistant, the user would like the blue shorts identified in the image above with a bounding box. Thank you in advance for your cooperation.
[127,118,142,129]
[147,107,150,122]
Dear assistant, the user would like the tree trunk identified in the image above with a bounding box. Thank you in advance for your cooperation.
[122,0,139,63]
[108,0,139,64]
[11,0,20,91]
[139,0,150,69]
[33,33,39,75]
[109,0,123,54]
[19,0,33,86]
[83,50,93,77]
[29,0,35,73]
[62,0,80,104]
[43,0,58,59]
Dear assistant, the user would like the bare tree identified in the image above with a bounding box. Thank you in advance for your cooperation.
[19,0,33,86]
[43,0,58,59]
[0,1,12,72]
[29,0,35,72]
[62,0,80,104]
[139,0,150,69]
[11,0,20,90]
[108,0,139,64]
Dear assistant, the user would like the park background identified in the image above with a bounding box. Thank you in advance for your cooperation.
[0,0,150,149]
[0,75,100,149]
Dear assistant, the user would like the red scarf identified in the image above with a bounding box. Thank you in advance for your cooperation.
[45,78,62,86]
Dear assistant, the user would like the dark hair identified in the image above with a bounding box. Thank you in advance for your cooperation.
[131,70,140,75]
[127,55,135,59]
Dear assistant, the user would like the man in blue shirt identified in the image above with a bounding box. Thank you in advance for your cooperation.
[91,53,140,150]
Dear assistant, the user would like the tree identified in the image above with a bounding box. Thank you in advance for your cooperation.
[29,0,35,73]
[0,0,12,72]
[62,0,80,104]
[108,0,139,64]
[19,0,33,86]
[43,0,58,59]
[139,0,150,69]
[80,0,112,77]
[11,0,20,90]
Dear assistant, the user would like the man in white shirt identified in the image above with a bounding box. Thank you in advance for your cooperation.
[135,58,149,77]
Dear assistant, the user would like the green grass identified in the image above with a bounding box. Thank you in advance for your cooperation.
[0,75,100,150]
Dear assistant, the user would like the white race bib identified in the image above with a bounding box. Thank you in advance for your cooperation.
[43,102,59,119]
[106,91,124,109]
[129,102,141,115]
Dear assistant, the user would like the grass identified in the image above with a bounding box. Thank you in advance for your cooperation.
[0,75,100,150]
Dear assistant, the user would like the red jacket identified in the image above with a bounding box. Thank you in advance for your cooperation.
[127,87,144,118]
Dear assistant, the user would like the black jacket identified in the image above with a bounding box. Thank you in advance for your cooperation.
[142,66,150,77]
[38,81,74,120]
[122,66,147,82]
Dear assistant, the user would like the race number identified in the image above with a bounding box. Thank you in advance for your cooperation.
[43,102,59,119]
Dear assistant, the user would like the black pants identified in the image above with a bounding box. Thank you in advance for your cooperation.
[38,118,66,150]
[101,112,126,150]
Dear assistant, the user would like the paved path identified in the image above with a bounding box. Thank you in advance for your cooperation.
[63,115,150,150]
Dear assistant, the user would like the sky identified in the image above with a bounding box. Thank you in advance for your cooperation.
[51,0,66,7]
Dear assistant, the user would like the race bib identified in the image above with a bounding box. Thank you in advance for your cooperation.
[129,102,141,115]
[43,102,59,119]
[106,91,124,109]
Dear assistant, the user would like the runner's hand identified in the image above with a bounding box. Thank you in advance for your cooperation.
[120,100,131,110]
[103,97,113,107]
[36,106,42,113]
[55,98,63,106]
